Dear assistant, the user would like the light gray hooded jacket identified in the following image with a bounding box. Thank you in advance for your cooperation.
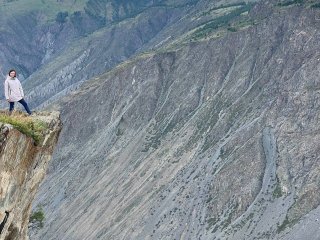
[4,77,24,102]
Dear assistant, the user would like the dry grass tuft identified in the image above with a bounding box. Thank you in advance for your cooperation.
[0,111,48,145]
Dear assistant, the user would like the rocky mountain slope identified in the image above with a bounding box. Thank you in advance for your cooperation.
[0,0,101,78]
[0,0,197,101]
[0,112,61,240]
[21,0,257,108]
[29,2,320,239]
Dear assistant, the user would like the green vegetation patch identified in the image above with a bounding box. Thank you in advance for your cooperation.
[191,3,255,40]
[311,3,320,8]
[200,2,247,17]
[277,215,290,233]
[272,178,283,198]
[30,207,45,228]
[0,112,48,145]
[277,213,299,233]
[277,0,304,7]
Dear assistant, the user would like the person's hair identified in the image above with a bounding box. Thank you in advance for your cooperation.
[8,69,16,77]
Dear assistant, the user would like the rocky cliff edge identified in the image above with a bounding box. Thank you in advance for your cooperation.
[0,111,61,240]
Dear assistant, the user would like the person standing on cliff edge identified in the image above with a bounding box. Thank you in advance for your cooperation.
[4,69,32,115]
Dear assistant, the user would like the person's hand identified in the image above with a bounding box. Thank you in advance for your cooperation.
[6,99,10,102]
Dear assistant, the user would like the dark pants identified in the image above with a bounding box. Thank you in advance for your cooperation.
[9,99,32,115]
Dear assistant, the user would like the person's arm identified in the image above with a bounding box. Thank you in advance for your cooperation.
[18,80,24,98]
[4,80,9,101]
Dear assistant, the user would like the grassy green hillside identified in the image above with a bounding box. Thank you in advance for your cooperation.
[0,0,87,21]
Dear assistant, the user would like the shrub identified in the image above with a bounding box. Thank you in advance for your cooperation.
[272,181,283,198]
[56,11,69,23]
[277,0,304,7]
[192,3,254,39]
[227,27,237,32]
[30,208,45,228]
[311,3,320,8]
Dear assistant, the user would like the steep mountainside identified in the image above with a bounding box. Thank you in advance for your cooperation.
[30,3,320,239]
[23,6,182,108]
[21,0,256,108]
[0,0,183,91]
[0,0,102,79]
[0,0,198,99]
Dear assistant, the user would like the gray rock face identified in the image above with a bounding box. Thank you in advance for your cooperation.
[29,4,320,240]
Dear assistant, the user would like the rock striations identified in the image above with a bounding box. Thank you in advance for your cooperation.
[30,4,320,240]
[0,112,61,240]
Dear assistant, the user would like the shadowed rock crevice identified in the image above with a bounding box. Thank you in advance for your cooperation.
[0,211,9,235]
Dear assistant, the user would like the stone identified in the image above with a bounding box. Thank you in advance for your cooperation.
[0,112,61,240]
